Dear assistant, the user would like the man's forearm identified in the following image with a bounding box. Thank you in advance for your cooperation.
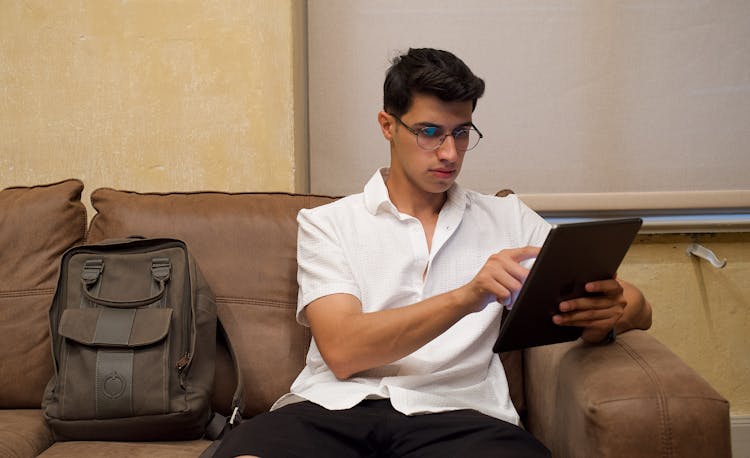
[307,289,474,380]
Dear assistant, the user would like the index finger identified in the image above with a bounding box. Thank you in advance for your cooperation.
[507,246,541,262]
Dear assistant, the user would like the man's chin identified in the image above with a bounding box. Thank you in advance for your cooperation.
[426,180,455,194]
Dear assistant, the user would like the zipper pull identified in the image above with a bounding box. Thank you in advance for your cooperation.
[176,353,191,373]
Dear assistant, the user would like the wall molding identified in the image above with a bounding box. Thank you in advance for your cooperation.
[733,415,750,458]
[523,190,750,233]
[519,190,750,214]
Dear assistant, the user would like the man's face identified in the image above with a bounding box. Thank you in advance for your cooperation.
[381,93,474,198]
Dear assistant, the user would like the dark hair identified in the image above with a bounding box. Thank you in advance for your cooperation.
[383,48,485,117]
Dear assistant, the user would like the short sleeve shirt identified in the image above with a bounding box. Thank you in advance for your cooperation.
[272,169,550,425]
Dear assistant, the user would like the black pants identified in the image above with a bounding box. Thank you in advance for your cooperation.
[213,399,550,458]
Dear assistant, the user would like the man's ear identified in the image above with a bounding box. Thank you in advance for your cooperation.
[378,111,394,140]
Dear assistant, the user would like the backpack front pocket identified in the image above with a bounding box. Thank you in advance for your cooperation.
[56,307,173,420]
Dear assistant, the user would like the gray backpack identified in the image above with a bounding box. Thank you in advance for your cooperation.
[42,237,217,441]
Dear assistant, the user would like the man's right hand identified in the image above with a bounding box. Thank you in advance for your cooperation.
[460,246,540,313]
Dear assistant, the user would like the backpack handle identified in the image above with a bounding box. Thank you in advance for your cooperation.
[79,257,171,309]
[81,278,167,308]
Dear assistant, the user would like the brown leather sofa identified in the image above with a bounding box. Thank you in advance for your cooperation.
[0,179,732,457]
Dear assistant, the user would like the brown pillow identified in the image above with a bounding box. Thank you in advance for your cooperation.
[0,179,86,407]
[87,187,336,417]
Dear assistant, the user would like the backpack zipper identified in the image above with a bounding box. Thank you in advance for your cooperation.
[176,353,191,373]
[176,246,194,389]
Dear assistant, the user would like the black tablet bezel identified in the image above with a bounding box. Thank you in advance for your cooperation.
[493,217,642,353]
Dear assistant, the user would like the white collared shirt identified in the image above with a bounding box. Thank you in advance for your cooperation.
[272,168,550,424]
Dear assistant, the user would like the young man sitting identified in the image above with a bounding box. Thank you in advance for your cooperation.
[214,47,652,458]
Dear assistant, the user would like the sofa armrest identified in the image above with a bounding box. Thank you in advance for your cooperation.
[523,330,731,458]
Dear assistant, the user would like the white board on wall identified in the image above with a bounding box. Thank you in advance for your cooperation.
[307,0,750,209]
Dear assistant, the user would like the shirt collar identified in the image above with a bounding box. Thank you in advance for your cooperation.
[363,167,469,216]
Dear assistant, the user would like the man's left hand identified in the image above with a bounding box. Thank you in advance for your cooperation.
[552,278,626,343]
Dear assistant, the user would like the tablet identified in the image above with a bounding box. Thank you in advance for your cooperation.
[493,217,642,353]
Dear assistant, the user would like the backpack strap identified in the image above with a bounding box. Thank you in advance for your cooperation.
[200,319,245,457]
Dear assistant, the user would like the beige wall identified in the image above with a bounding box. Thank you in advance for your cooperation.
[308,0,750,198]
[620,233,750,415]
[0,0,308,218]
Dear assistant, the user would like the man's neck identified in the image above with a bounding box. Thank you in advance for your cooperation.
[385,177,447,220]
[384,172,449,254]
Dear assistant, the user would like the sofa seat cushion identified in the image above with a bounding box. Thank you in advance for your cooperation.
[0,409,55,457]
[38,439,211,457]
[0,180,87,408]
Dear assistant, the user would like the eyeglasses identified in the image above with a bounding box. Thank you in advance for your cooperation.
[390,113,483,152]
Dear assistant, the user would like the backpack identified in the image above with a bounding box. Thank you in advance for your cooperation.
[42,237,217,441]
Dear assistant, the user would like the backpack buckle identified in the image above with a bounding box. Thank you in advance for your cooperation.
[81,259,104,285]
[229,406,242,426]
[151,258,171,282]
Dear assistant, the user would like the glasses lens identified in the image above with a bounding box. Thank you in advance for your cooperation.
[452,129,481,151]
[416,127,443,150]
[415,127,481,151]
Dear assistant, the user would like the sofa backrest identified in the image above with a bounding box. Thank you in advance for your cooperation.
[0,180,87,408]
[0,181,526,419]
[85,187,528,420]
[86,188,336,417]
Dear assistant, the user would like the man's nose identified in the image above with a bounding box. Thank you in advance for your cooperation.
[436,135,459,161]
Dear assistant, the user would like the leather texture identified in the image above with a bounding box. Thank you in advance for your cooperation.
[0,182,733,457]
[0,409,55,457]
[0,180,86,409]
[87,188,337,417]
[499,349,526,424]
[37,439,211,457]
[524,330,732,457]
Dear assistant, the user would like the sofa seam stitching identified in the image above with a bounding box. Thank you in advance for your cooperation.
[0,288,55,297]
[215,296,295,308]
[618,339,674,457]
[591,394,729,405]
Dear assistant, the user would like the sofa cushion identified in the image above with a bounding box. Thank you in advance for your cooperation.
[0,180,86,408]
[87,188,336,417]
[38,439,210,457]
[500,350,526,424]
[0,409,55,457]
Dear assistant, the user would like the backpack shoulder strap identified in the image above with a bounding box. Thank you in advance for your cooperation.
[201,318,245,455]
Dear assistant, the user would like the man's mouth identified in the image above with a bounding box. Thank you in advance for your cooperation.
[431,169,455,178]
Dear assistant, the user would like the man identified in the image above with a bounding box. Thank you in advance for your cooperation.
[215,47,652,457]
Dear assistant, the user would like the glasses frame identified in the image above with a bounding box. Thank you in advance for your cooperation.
[389,113,483,152]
